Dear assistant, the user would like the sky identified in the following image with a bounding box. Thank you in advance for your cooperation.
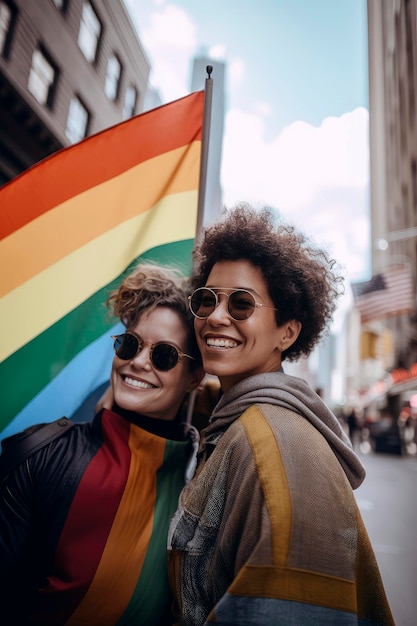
[123,0,370,288]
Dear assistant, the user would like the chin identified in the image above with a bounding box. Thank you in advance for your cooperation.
[204,363,230,378]
[202,361,220,374]
[114,392,141,413]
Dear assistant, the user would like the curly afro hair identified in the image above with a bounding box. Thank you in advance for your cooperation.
[107,262,202,368]
[190,203,344,362]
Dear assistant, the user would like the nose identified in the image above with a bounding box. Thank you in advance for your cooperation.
[129,345,152,369]
[205,293,232,326]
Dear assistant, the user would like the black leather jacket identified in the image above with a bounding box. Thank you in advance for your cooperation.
[0,408,198,625]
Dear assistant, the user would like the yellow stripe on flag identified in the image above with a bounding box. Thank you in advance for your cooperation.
[0,191,197,362]
[0,142,200,297]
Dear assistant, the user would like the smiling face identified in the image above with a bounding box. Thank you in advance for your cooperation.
[194,260,301,392]
[111,306,202,421]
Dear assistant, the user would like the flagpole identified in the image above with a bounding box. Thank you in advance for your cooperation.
[186,66,214,428]
[196,65,214,237]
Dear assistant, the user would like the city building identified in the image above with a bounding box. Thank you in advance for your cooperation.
[362,0,417,415]
[0,0,150,185]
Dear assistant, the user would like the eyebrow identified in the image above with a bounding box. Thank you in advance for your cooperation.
[205,286,263,297]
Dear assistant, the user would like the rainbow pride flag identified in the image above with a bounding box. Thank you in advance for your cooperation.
[0,91,204,440]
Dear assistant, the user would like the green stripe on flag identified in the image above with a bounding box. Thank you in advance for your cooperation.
[0,240,194,426]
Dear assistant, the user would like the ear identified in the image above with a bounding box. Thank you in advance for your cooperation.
[185,366,205,393]
[278,319,302,351]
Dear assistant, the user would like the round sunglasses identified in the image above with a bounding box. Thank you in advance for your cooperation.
[188,287,278,322]
[112,332,195,371]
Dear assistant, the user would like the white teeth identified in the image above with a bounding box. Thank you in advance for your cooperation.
[124,376,154,389]
[206,337,238,348]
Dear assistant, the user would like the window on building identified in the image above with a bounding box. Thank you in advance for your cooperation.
[0,0,16,58]
[28,47,58,107]
[52,0,67,10]
[66,96,89,143]
[78,1,101,63]
[105,54,121,100]
[123,85,137,119]
[361,331,379,360]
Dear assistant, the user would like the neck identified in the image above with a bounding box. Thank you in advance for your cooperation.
[110,404,187,440]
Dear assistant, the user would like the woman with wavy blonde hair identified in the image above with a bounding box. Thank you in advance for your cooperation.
[0,262,204,626]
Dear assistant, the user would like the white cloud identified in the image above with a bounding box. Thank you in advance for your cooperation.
[227,57,246,89]
[208,44,226,60]
[254,101,273,117]
[126,1,196,101]
[124,1,370,283]
[141,4,195,48]
[222,107,369,207]
[222,107,370,281]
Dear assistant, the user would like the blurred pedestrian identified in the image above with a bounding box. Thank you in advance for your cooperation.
[346,406,361,449]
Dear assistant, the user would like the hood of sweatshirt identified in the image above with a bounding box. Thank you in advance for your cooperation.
[203,371,366,489]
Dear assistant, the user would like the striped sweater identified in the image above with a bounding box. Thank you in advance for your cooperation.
[0,408,197,625]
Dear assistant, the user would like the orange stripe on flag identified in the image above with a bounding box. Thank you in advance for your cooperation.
[0,142,200,297]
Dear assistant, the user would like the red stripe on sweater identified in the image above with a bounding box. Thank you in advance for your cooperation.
[38,411,132,621]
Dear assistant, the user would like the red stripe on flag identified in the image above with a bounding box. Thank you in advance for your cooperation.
[0,91,204,239]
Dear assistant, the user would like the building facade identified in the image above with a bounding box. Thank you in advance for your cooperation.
[365,0,417,414]
[0,0,150,185]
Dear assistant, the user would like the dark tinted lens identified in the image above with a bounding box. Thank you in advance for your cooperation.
[190,288,217,318]
[229,290,256,320]
[114,333,141,360]
[152,344,179,371]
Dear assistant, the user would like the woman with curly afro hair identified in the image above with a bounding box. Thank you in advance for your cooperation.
[168,203,394,626]
[0,263,204,626]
